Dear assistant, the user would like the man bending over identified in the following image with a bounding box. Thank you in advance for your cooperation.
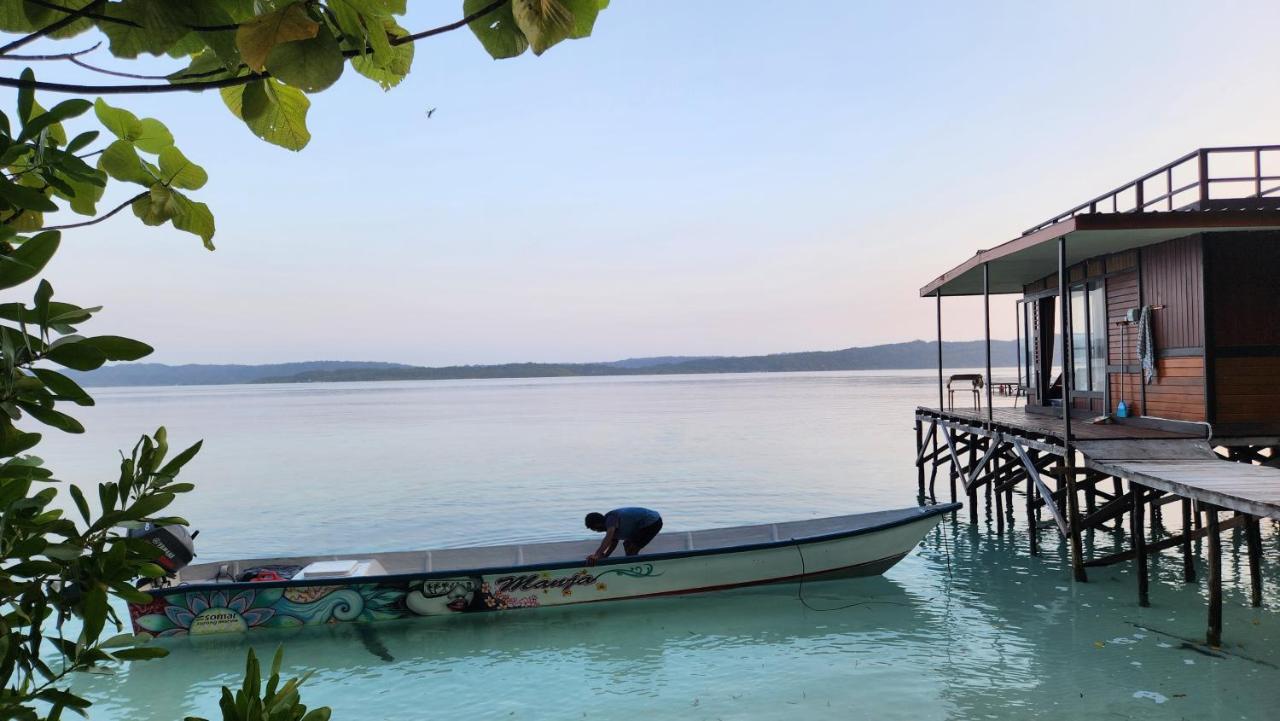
[584,507,663,566]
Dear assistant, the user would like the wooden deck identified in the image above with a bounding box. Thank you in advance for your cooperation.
[916,405,1280,520]
[918,406,1199,441]
[1088,458,1280,520]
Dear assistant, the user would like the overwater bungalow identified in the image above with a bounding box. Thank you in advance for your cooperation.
[915,145,1280,646]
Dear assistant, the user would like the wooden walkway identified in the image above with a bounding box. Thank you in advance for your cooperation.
[913,405,1280,646]
[918,406,1280,520]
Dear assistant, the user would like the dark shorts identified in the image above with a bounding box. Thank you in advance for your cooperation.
[624,519,663,555]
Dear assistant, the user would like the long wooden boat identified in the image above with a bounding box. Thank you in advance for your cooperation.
[128,504,958,638]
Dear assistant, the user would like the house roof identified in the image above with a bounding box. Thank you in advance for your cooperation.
[919,209,1280,297]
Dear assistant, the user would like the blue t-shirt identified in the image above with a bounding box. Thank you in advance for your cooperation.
[605,507,661,540]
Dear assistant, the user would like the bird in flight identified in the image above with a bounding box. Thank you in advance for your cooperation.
[426,108,436,118]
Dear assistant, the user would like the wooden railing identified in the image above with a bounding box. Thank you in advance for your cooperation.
[1024,145,1280,235]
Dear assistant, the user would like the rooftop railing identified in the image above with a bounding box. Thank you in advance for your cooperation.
[1023,145,1280,236]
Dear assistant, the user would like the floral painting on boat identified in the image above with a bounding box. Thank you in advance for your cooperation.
[129,563,666,638]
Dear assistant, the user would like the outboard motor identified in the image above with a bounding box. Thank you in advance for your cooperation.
[129,523,197,574]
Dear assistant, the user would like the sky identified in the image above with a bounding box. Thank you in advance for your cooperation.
[8,1,1280,365]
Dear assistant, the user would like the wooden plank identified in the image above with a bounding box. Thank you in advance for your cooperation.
[1012,439,1069,536]
[1075,439,1218,460]
[1086,458,1280,519]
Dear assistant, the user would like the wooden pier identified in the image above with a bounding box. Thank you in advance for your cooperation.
[917,146,1280,647]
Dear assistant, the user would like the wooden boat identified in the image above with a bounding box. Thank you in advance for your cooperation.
[128,504,958,638]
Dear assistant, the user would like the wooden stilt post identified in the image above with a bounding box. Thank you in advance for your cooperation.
[968,433,978,525]
[994,461,1005,533]
[1181,498,1196,583]
[1058,237,1087,583]
[915,419,925,499]
[949,462,958,504]
[928,463,938,502]
[1246,515,1263,608]
[1131,483,1149,607]
[1026,471,1039,555]
[1207,507,1223,647]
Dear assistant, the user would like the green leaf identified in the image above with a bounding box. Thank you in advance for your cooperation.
[83,335,153,361]
[111,646,170,661]
[17,68,34,127]
[266,26,345,92]
[43,543,83,560]
[221,79,312,151]
[236,2,321,72]
[51,174,106,217]
[157,440,203,477]
[565,0,606,38]
[124,492,175,520]
[43,339,107,372]
[352,20,414,90]
[511,0,574,55]
[0,178,57,213]
[66,130,100,154]
[99,140,154,185]
[93,99,144,142]
[100,0,194,58]
[157,147,208,190]
[0,420,41,456]
[80,584,108,645]
[0,231,60,291]
[69,483,91,525]
[169,193,217,250]
[134,118,175,154]
[466,0,529,59]
[32,368,94,406]
[17,98,92,143]
[16,401,85,434]
[131,183,178,226]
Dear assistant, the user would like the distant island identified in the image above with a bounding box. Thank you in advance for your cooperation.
[65,340,1018,387]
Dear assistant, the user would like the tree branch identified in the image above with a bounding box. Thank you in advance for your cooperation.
[0,41,101,61]
[20,0,140,28]
[396,0,506,44]
[42,191,148,231]
[0,0,108,56]
[0,1,510,94]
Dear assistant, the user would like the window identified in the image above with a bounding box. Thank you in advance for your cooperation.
[1089,284,1106,391]
[1071,288,1088,390]
[1069,281,1107,392]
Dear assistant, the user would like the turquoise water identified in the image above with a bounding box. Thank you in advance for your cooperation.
[35,371,1280,720]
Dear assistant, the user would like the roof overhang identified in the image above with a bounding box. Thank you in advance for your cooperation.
[920,210,1280,297]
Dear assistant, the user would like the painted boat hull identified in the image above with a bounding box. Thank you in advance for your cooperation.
[129,504,956,638]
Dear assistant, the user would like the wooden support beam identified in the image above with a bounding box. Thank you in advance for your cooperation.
[964,432,1002,492]
[1132,484,1149,607]
[1246,515,1263,608]
[968,434,979,525]
[941,425,960,504]
[1182,498,1196,583]
[1012,440,1068,537]
[1078,491,1133,532]
[915,419,925,498]
[1026,469,1038,555]
[914,419,937,466]
[1084,513,1248,568]
[1207,508,1223,647]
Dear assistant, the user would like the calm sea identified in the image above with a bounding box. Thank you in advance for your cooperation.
[39,370,1278,720]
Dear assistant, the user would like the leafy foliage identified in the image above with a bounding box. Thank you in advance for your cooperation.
[186,647,331,721]
[0,2,608,719]
[2,1,610,151]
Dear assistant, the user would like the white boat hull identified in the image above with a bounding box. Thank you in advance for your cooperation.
[129,504,956,637]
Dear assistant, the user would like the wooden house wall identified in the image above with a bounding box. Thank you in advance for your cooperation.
[1107,267,1141,416]
[1204,231,1280,434]
[1021,237,1208,423]
[1137,235,1206,422]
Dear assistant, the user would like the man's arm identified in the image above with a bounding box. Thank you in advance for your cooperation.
[586,528,618,566]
